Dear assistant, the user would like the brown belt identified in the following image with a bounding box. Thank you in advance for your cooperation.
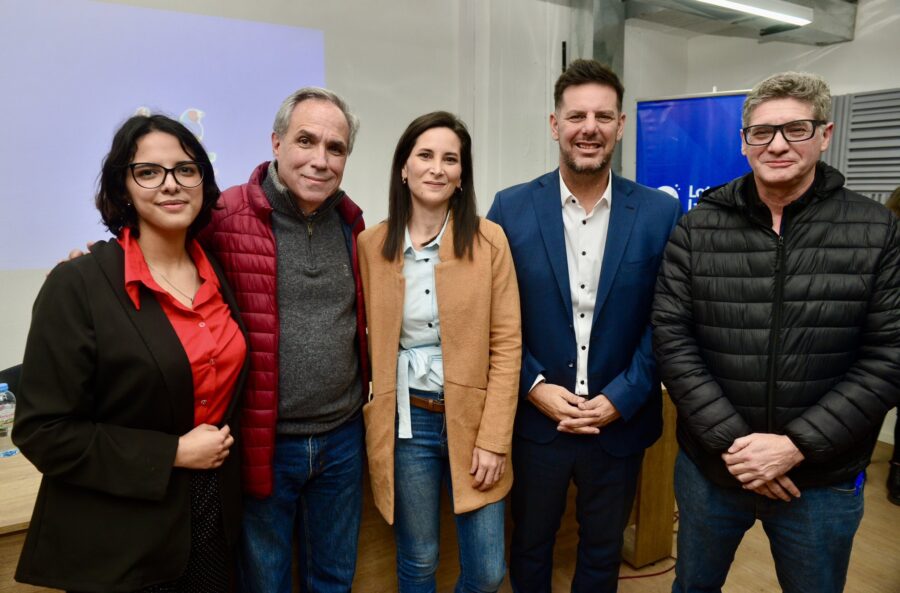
[409,394,445,413]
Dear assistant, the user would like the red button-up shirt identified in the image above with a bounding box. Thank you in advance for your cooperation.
[119,228,246,426]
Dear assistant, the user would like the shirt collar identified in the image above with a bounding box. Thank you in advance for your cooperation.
[118,227,219,310]
[559,171,613,212]
[403,211,450,259]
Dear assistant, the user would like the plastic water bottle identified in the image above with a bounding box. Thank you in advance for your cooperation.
[0,383,17,457]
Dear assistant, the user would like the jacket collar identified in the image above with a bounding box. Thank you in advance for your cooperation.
[89,239,248,428]
[248,160,365,231]
[88,240,194,429]
[701,161,845,211]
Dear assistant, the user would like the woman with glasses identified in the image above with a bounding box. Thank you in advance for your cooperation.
[13,114,248,593]
[358,112,521,593]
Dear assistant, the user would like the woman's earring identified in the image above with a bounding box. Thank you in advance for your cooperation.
[402,176,408,185]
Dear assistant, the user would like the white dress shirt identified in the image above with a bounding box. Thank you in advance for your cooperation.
[531,173,612,396]
[395,215,449,438]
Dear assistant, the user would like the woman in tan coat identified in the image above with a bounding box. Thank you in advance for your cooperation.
[358,111,521,593]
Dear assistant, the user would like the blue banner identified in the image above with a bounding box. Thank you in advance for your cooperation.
[637,94,749,212]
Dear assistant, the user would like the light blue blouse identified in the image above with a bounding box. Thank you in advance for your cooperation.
[396,216,449,438]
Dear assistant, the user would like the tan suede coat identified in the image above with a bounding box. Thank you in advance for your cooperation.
[358,218,521,523]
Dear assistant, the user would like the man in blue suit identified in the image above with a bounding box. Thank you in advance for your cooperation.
[487,59,680,593]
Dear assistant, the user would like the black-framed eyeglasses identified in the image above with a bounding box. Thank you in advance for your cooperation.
[741,119,826,146]
[128,161,205,189]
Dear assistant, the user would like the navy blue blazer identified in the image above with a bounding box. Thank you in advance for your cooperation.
[487,170,680,456]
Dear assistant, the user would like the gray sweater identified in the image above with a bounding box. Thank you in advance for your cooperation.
[263,161,362,435]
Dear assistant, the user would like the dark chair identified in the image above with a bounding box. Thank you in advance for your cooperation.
[0,364,22,394]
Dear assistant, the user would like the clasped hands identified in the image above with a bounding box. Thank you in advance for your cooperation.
[527,382,621,435]
[722,433,805,502]
[174,424,234,470]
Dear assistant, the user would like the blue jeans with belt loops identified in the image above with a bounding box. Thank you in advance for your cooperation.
[237,414,364,593]
[673,450,865,593]
[394,390,506,593]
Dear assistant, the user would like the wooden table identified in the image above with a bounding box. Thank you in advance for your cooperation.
[0,453,48,592]
[0,453,41,537]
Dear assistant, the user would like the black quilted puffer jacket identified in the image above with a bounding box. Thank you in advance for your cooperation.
[652,163,900,488]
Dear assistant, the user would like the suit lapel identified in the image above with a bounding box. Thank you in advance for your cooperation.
[376,238,406,392]
[435,218,463,295]
[388,248,406,358]
[435,220,463,345]
[91,241,194,430]
[436,218,457,264]
[532,172,573,315]
[593,174,639,324]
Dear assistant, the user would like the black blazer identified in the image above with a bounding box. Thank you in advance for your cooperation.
[13,239,248,593]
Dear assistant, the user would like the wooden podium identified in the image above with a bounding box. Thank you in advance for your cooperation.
[622,390,678,568]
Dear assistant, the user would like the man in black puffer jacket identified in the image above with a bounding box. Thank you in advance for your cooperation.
[653,72,900,593]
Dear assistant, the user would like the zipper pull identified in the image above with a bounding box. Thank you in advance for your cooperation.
[307,222,313,239]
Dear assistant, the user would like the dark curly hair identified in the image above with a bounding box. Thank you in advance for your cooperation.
[96,114,220,238]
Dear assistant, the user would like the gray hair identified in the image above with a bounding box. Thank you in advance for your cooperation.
[272,87,360,153]
[742,72,832,127]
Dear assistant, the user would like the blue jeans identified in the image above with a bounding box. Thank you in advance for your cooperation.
[673,450,865,593]
[394,391,506,593]
[237,414,364,593]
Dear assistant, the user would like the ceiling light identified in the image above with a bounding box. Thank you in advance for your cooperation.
[694,0,814,26]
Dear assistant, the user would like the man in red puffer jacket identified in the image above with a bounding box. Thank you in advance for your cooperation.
[200,87,369,593]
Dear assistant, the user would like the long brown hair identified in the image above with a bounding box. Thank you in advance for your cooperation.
[381,111,479,261]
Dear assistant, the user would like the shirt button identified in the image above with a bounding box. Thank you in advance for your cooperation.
[427,322,433,328]
[581,345,586,351]
[425,289,430,295]
[198,322,206,328]
[580,313,585,318]
[581,251,586,256]
[424,258,430,262]
[580,380,585,385]
[580,284,585,289]
[209,358,216,366]
[582,220,587,225]
[568,361,574,368]
[200,399,208,406]
[571,199,576,204]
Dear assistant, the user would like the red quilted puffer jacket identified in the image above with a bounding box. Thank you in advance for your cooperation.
[199,161,369,498]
